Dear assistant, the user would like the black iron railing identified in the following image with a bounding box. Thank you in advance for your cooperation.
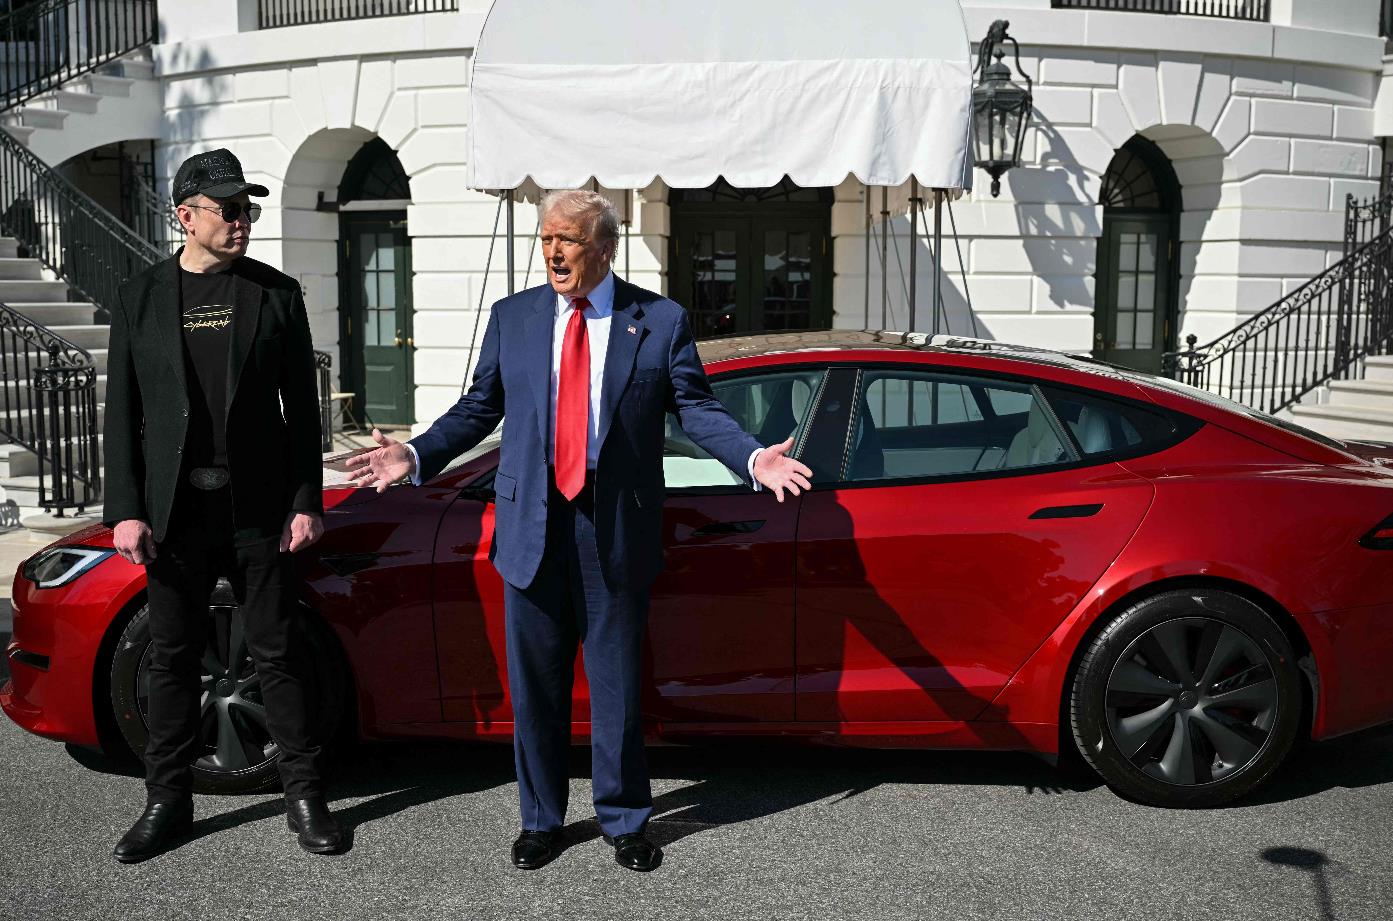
[1345,191,1391,259]
[0,128,164,315]
[0,0,156,113]
[0,302,100,513]
[258,0,457,30]
[1167,196,1393,415]
[1051,0,1268,21]
[314,348,333,452]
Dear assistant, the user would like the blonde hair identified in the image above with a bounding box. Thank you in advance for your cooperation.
[539,189,619,257]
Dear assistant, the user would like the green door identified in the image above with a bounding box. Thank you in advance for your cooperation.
[670,180,833,337]
[1094,215,1172,374]
[341,214,413,425]
[671,214,831,337]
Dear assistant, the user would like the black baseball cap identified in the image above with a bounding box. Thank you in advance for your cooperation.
[171,148,269,204]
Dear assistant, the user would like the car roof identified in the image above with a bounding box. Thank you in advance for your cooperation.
[698,330,1136,379]
[697,330,1362,466]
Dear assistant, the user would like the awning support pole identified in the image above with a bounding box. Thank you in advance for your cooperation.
[880,186,889,329]
[932,189,944,336]
[909,178,920,332]
[623,190,632,281]
[505,189,516,295]
[863,186,871,329]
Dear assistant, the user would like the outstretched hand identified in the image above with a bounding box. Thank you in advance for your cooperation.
[344,428,417,493]
[753,437,813,502]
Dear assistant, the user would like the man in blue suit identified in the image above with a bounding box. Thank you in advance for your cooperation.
[347,190,811,872]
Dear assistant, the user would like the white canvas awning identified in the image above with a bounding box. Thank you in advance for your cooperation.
[467,0,975,192]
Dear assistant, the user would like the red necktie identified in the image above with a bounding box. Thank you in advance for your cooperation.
[554,296,590,500]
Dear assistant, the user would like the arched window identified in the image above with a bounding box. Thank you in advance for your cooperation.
[338,138,411,203]
[1099,138,1180,213]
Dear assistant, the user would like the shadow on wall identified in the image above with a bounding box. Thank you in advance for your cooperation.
[1024,121,1223,345]
[860,206,992,340]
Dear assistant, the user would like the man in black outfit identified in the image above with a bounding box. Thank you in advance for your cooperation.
[102,149,342,862]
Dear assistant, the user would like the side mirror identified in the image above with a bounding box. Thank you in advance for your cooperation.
[458,485,495,503]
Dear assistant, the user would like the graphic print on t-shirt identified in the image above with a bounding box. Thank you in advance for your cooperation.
[183,303,233,333]
[180,267,237,468]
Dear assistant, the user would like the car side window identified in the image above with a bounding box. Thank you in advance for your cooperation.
[664,369,825,488]
[1043,387,1176,457]
[847,371,1072,482]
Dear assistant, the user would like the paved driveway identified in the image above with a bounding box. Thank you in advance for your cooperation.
[0,687,1389,921]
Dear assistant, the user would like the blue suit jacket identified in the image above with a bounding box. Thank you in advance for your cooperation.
[410,278,762,589]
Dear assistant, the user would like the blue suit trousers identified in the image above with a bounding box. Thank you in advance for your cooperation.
[504,481,653,837]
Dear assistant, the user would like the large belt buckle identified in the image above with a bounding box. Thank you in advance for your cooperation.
[188,467,230,490]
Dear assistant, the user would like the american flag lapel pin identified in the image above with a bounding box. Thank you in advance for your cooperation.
[627,324,637,335]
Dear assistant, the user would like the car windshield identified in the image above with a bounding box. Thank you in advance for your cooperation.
[441,427,504,475]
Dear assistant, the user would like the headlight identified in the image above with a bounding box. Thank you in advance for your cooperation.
[21,546,116,589]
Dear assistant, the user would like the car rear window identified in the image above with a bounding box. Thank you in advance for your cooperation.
[1042,387,1179,457]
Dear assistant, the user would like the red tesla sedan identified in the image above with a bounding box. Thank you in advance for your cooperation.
[6,332,1393,809]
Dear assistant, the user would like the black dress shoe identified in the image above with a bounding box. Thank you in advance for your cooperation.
[286,797,346,855]
[112,799,193,864]
[607,832,661,872]
[512,830,561,870]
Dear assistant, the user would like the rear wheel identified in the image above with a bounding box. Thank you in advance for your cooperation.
[1070,588,1302,808]
[108,579,347,795]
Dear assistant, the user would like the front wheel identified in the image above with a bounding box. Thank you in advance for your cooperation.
[1070,588,1303,808]
[108,580,347,795]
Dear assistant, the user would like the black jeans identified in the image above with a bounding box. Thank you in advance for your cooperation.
[142,483,323,802]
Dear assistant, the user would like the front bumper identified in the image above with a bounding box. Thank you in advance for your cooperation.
[2,557,144,749]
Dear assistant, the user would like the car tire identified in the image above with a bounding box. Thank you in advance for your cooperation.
[1069,588,1303,808]
[108,579,348,796]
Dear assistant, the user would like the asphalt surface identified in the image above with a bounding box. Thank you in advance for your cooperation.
[0,684,1390,921]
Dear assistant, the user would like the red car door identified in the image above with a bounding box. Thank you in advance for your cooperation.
[647,367,827,722]
[795,366,1157,723]
[430,368,826,727]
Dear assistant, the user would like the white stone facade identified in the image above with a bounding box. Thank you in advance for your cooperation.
[128,1,1390,428]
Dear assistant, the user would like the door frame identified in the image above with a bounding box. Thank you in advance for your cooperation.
[1094,213,1177,373]
[1093,137,1182,374]
[669,190,834,333]
[338,210,413,426]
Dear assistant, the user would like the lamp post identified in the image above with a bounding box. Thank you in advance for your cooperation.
[971,19,1034,198]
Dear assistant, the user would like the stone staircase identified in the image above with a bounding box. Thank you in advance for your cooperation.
[0,49,160,167]
[0,237,108,529]
[1290,358,1393,443]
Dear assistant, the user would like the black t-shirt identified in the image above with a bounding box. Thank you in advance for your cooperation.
[179,267,235,467]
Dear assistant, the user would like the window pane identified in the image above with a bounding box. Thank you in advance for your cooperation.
[1136,273,1156,311]
[848,372,1067,481]
[1116,312,1134,347]
[1116,274,1135,310]
[1135,311,1155,349]
[1045,387,1176,457]
[1119,236,1138,271]
[664,370,824,488]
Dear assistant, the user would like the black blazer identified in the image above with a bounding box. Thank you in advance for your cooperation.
[101,251,323,541]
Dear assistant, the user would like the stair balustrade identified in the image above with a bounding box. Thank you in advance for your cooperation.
[0,0,156,114]
[0,300,100,513]
[1166,191,1393,415]
[0,127,164,316]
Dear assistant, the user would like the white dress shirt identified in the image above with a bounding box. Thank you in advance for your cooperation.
[550,269,615,469]
[406,270,762,487]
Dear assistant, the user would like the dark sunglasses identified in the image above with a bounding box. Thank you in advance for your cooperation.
[187,201,262,224]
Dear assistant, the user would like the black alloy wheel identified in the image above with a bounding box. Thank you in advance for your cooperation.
[1070,589,1303,808]
[109,579,346,795]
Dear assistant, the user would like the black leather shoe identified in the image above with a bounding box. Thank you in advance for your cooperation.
[512,830,561,870]
[286,797,346,855]
[112,799,193,864]
[607,833,661,872]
